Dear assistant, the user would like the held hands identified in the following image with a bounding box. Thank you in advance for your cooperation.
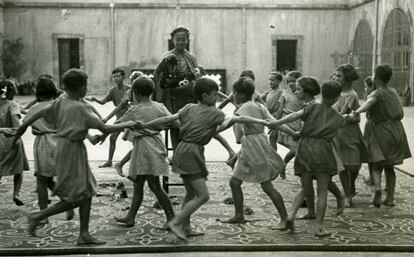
[84,97,97,102]
[0,128,17,137]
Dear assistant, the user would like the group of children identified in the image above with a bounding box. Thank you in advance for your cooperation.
[0,62,411,244]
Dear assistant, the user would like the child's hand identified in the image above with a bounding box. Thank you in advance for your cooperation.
[135,121,145,129]
[266,121,278,129]
[89,134,103,145]
[84,97,96,102]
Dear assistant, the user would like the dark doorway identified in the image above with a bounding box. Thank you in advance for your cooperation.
[276,40,297,73]
[58,38,80,87]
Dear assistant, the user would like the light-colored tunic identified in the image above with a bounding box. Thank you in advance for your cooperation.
[118,101,171,180]
[173,103,225,177]
[364,88,411,165]
[295,102,345,177]
[263,88,283,141]
[233,101,285,183]
[0,100,25,176]
[333,89,367,166]
[25,100,58,177]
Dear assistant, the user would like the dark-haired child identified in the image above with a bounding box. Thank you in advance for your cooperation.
[269,80,357,237]
[331,64,367,207]
[220,77,288,229]
[13,68,136,245]
[0,79,26,205]
[112,76,175,228]
[87,67,131,168]
[352,64,411,207]
[24,78,74,222]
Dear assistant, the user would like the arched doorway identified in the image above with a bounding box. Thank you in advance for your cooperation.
[352,19,373,98]
[381,8,411,101]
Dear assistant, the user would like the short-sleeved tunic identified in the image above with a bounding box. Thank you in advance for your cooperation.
[47,97,98,202]
[118,101,171,180]
[233,101,285,183]
[0,100,25,176]
[365,88,411,165]
[25,100,58,177]
[333,89,367,166]
[173,103,225,177]
[105,84,131,118]
[295,102,345,177]
[278,89,304,150]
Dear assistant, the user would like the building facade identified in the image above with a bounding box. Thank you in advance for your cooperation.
[0,0,413,104]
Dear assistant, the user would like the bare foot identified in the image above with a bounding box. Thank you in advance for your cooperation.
[155,222,171,231]
[315,228,331,237]
[382,200,395,207]
[271,220,288,230]
[77,234,106,245]
[99,161,112,168]
[168,222,188,242]
[114,216,135,227]
[345,197,353,208]
[38,218,49,225]
[280,171,286,180]
[114,163,125,177]
[184,227,205,237]
[297,213,316,220]
[373,190,382,208]
[220,216,246,224]
[13,196,24,206]
[336,197,345,215]
[286,219,295,232]
[66,209,75,221]
[27,213,40,236]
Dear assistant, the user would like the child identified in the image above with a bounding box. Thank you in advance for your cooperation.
[262,72,284,151]
[112,76,175,227]
[0,79,25,206]
[220,77,288,229]
[87,68,131,168]
[13,69,136,245]
[363,76,375,186]
[269,80,356,237]
[352,64,411,208]
[277,71,304,177]
[331,64,367,207]
[24,77,74,221]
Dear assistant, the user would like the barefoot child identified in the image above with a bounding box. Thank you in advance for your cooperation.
[269,80,356,237]
[220,77,288,229]
[352,64,411,208]
[112,76,175,227]
[13,69,136,245]
[24,77,74,221]
[0,79,25,206]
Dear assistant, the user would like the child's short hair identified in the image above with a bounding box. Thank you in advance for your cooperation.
[35,77,58,101]
[374,64,392,83]
[112,67,126,77]
[129,70,144,82]
[270,71,283,81]
[322,81,342,99]
[132,75,154,97]
[0,79,17,100]
[286,70,302,79]
[37,73,53,81]
[233,77,255,99]
[297,76,320,96]
[336,64,359,82]
[364,76,373,87]
[194,77,219,101]
[62,68,88,92]
[239,69,255,81]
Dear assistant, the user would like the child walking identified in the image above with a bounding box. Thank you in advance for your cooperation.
[220,77,288,229]
[352,64,411,208]
[113,76,175,227]
[269,80,356,237]
[0,79,25,206]
[13,69,136,245]
[331,64,367,207]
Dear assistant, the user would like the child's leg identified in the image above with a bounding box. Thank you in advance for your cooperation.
[327,180,345,215]
[99,131,121,167]
[338,168,352,207]
[147,176,175,222]
[284,150,296,165]
[36,176,49,211]
[114,176,146,226]
[371,163,384,208]
[13,173,23,206]
[364,163,374,185]
[290,173,314,222]
[314,173,330,237]
[349,165,360,196]
[213,134,236,160]
[114,150,132,177]
[170,128,180,150]
[77,197,106,245]
[223,176,245,223]
[168,177,210,241]
[46,177,75,220]
[260,180,287,229]
[269,130,278,151]
[180,178,198,234]
[383,165,396,206]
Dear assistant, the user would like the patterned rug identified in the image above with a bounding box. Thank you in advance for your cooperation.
[0,162,414,255]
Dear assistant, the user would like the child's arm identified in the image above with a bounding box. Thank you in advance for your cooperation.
[86,113,135,134]
[218,93,233,109]
[23,98,38,110]
[353,95,377,115]
[103,99,129,123]
[136,113,180,129]
[81,99,103,120]
[268,109,304,129]
[216,115,269,133]
[13,104,52,143]
[85,90,112,105]
[217,91,229,99]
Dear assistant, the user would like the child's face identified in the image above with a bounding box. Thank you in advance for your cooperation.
[203,90,218,106]
[294,83,306,100]
[268,75,281,90]
[331,71,345,86]
[173,32,188,51]
[113,72,125,85]
[286,76,297,91]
